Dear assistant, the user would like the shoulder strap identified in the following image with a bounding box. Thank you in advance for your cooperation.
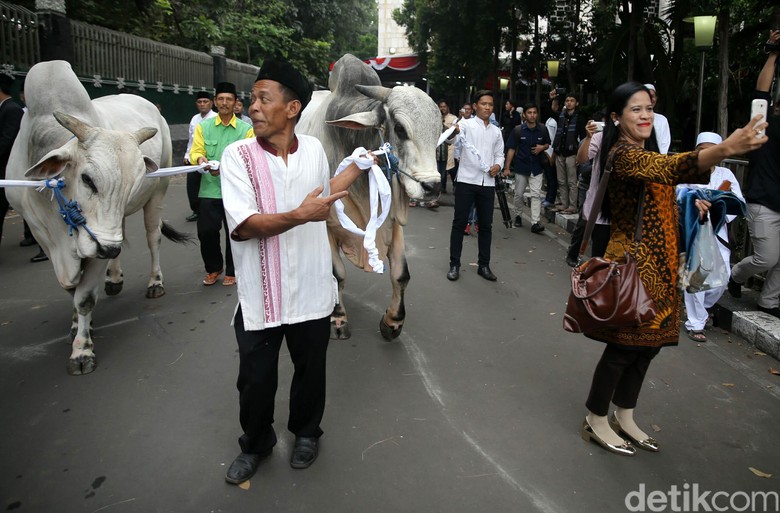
[579,148,646,257]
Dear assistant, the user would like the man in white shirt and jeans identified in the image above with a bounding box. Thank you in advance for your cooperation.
[219,59,369,485]
[447,90,505,282]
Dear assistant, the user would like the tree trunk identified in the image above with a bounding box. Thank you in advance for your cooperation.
[535,14,541,107]
[717,8,730,138]
[510,7,517,102]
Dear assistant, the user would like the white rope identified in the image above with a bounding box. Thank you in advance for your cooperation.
[333,147,392,274]
[0,178,61,190]
[144,161,215,178]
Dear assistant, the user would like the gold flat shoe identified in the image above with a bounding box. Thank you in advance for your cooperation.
[609,412,660,452]
[581,418,636,456]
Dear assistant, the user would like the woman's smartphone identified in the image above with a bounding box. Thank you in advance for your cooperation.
[751,99,768,137]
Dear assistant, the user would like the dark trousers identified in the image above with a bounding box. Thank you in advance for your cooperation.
[450,182,494,267]
[585,344,661,416]
[543,162,557,204]
[437,160,456,192]
[567,221,610,262]
[0,189,8,247]
[197,198,234,276]
[233,307,330,454]
[187,172,202,213]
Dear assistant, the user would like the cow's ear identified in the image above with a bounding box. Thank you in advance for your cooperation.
[142,156,159,174]
[327,111,382,130]
[24,146,74,179]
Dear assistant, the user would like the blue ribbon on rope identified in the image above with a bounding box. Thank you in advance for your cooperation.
[44,179,99,242]
[374,130,413,184]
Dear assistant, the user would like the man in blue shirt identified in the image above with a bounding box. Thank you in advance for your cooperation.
[504,103,550,233]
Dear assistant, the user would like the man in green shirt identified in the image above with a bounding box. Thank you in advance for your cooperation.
[190,82,254,286]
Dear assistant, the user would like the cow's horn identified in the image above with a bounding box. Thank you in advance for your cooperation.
[355,84,392,103]
[133,127,158,145]
[53,111,95,142]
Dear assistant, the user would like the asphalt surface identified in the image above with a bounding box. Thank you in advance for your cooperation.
[1,181,779,513]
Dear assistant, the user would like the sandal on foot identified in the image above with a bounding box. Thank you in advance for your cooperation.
[687,330,707,342]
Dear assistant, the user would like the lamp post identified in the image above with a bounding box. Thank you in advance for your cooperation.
[685,15,717,135]
[547,60,559,82]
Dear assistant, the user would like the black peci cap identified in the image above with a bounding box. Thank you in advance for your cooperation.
[255,59,312,110]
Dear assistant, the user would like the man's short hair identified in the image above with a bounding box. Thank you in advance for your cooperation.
[473,89,493,102]
[565,92,578,102]
[523,103,538,112]
[0,73,15,95]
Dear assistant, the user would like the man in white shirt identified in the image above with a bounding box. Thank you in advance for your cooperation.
[644,83,671,154]
[679,132,744,341]
[447,90,505,282]
[219,59,369,485]
[184,91,216,222]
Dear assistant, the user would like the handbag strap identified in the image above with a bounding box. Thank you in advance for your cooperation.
[579,147,646,257]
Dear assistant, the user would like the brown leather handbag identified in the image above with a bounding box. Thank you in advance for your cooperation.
[563,153,659,334]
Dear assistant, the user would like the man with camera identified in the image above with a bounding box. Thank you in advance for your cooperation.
[550,90,587,214]
[728,29,780,319]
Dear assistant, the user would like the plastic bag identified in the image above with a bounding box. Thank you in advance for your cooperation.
[682,218,729,293]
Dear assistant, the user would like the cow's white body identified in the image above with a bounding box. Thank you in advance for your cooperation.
[296,54,441,339]
[6,60,179,374]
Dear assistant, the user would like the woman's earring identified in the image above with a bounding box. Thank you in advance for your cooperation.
[613,120,620,126]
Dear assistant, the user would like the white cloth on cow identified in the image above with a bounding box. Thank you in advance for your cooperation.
[220,135,337,332]
[333,147,391,274]
[449,116,504,186]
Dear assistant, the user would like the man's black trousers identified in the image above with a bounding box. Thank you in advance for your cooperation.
[233,307,330,455]
[449,182,495,267]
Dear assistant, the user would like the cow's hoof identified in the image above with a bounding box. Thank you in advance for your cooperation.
[105,281,123,296]
[379,317,403,340]
[330,321,351,340]
[146,284,165,299]
[67,355,97,375]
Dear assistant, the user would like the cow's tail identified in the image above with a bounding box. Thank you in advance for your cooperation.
[161,221,195,244]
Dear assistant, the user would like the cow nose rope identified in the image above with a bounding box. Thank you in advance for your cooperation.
[44,179,99,242]
[0,177,98,241]
[374,130,422,184]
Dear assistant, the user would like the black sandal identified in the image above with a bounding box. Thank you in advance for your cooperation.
[687,330,707,342]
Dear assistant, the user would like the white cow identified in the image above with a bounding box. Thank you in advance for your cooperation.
[6,61,189,375]
[296,54,441,340]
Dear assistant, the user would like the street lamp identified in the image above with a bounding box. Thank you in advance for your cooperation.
[685,15,717,135]
[547,60,559,80]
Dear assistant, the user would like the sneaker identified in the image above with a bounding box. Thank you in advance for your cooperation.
[186,212,198,222]
[757,305,780,319]
[474,223,479,233]
[203,269,223,286]
[531,222,545,233]
[727,277,742,298]
[513,215,523,228]
[464,224,471,235]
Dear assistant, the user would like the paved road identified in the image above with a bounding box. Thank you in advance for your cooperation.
[1,182,779,513]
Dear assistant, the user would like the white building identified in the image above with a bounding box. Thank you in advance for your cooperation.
[377,0,412,56]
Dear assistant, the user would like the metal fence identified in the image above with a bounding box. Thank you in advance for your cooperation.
[0,1,37,70]
[2,2,259,95]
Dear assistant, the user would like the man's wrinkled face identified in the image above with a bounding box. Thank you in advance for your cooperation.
[250,80,298,138]
[214,93,236,117]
